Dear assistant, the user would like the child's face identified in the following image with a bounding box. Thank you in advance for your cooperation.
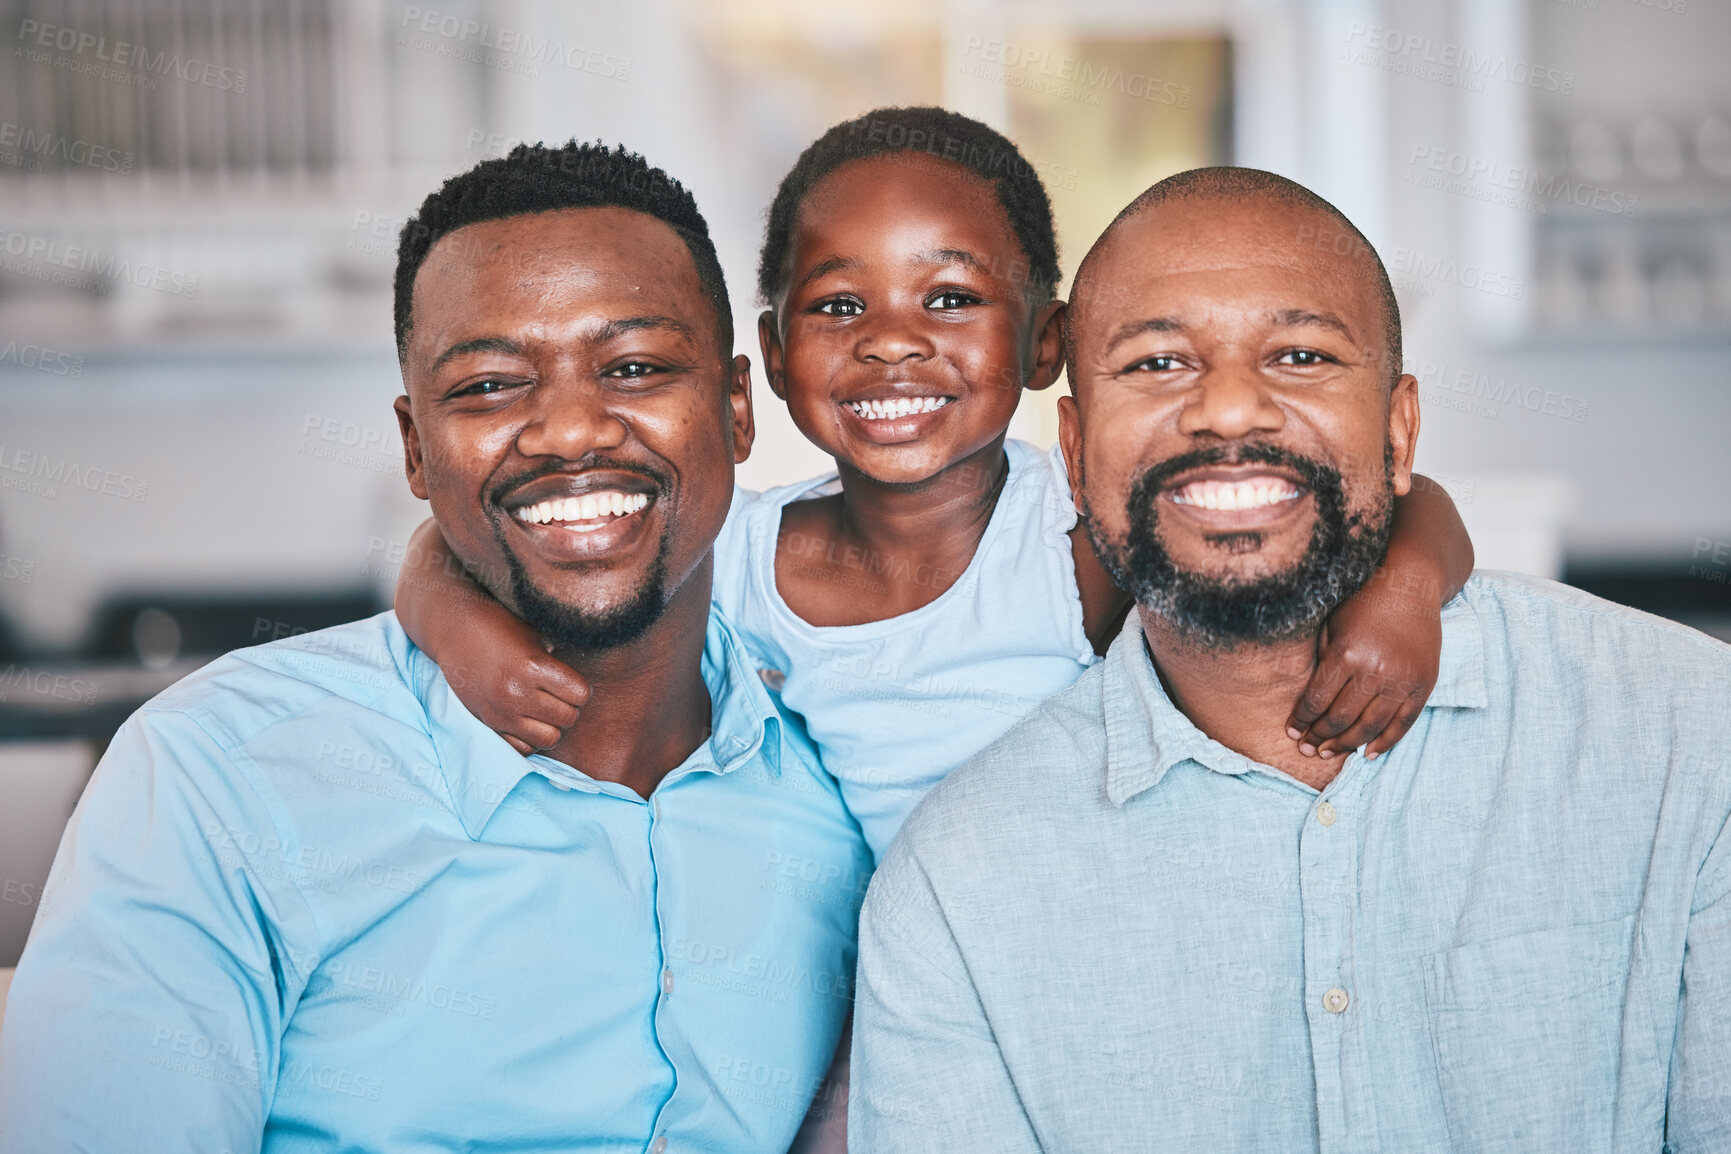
[763,153,1057,487]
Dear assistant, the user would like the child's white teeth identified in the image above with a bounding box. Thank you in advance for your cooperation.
[847,396,952,420]
[514,491,650,525]
[1170,478,1301,511]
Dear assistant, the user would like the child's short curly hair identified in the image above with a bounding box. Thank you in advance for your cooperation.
[756,107,1061,309]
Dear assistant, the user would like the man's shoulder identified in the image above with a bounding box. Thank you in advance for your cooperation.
[135,612,421,754]
[1460,570,1731,682]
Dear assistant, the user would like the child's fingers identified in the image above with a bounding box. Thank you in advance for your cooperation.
[1363,692,1427,759]
[1297,676,1376,751]
[526,654,590,707]
[1286,661,1351,742]
[1313,692,1404,759]
[530,689,581,731]
[509,718,566,753]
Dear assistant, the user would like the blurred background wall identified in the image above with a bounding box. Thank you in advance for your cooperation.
[1,0,1727,963]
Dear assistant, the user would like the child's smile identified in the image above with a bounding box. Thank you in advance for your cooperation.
[839,389,957,442]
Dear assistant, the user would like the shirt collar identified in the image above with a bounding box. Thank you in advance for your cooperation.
[407,607,783,839]
[1103,591,1489,808]
[1425,589,1488,710]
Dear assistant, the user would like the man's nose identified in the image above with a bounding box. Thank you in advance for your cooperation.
[513,376,629,459]
[1177,365,1286,441]
[854,301,936,365]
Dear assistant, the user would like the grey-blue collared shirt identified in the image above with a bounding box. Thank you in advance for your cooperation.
[852,572,1731,1152]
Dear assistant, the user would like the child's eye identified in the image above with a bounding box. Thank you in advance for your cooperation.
[927,290,982,310]
[815,297,863,317]
[1275,348,1334,367]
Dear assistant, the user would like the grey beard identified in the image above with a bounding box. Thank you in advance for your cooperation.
[1084,443,1394,649]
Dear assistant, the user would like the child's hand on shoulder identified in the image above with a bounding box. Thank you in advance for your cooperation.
[444,631,589,756]
[1285,584,1439,762]
[394,517,590,755]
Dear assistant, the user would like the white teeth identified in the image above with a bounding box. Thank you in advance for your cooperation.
[846,396,952,420]
[514,490,649,525]
[1171,478,1301,511]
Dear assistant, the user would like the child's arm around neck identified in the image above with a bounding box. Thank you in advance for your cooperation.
[1068,474,1473,758]
[394,517,587,754]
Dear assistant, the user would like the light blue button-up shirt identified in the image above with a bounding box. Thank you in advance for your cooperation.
[0,610,871,1153]
[853,572,1731,1152]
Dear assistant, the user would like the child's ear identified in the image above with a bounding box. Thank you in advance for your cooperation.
[757,310,788,401]
[394,394,430,501]
[1023,300,1067,392]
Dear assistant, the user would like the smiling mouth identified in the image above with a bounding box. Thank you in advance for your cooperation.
[512,490,650,532]
[843,396,954,420]
[1169,477,1303,511]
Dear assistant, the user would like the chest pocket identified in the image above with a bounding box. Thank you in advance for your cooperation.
[1422,915,1656,1154]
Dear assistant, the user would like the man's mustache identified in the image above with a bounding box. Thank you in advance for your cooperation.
[486,454,673,509]
[1127,442,1339,502]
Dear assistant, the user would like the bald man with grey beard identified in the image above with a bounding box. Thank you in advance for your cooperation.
[849,167,1731,1153]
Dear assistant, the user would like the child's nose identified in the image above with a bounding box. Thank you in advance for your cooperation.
[853,305,936,365]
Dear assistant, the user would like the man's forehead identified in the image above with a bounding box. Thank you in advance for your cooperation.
[419,206,689,283]
[1076,207,1378,337]
[409,208,710,354]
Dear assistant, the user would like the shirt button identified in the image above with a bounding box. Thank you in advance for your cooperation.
[651,1137,668,1154]
[1316,801,1337,826]
[661,968,675,995]
[1323,987,1350,1014]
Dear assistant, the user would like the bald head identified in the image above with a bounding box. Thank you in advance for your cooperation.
[1067,167,1401,390]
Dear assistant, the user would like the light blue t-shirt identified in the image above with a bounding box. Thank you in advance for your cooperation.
[852,573,1731,1151]
[713,439,1098,860]
[0,610,871,1153]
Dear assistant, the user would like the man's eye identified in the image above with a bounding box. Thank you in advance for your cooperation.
[815,298,863,317]
[604,361,661,379]
[1128,354,1182,372]
[454,377,520,397]
[1277,349,1333,367]
[927,290,981,310]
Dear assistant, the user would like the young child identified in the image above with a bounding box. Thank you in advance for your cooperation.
[395,107,1472,862]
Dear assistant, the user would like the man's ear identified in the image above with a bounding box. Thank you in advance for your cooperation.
[1386,374,1420,498]
[729,354,756,465]
[756,310,788,401]
[1024,300,1067,392]
[394,394,430,501]
[1058,393,1086,517]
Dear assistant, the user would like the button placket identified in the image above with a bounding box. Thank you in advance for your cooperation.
[1299,768,1363,1152]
